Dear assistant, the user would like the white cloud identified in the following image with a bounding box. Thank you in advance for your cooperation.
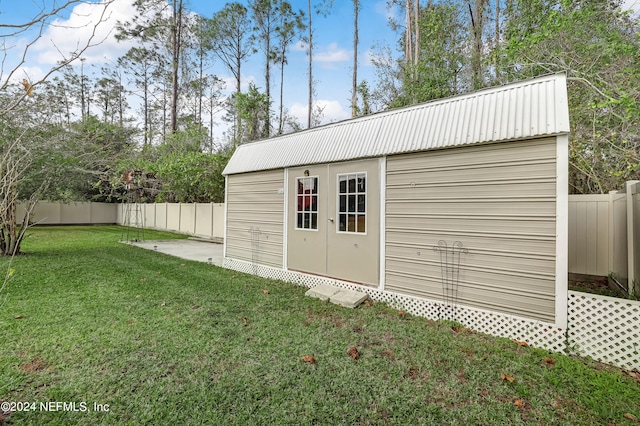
[374,0,399,23]
[31,0,139,66]
[12,66,46,85]
[289,99,350,126]
[292,40,308,52]
[314,42,350,67]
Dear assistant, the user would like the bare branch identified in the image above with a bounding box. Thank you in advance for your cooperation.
[0,1,115,114]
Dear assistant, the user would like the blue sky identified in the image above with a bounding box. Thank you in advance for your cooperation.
[0,0,400,131]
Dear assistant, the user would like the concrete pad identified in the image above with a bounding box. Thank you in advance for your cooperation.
[305,284,342,301]
[329,288,369,308]
[127,239,223,266]
[305,284,369,308]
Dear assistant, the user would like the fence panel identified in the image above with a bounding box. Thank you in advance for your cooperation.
[212,203,224,240]
[166,204,181,232]
[194,203,213,237]
[21,202,117,225]
[569,187,639,287]
[568,195,609,276]
[179,203,196,235]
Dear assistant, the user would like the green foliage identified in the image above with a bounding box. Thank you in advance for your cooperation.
[501,0,640,193]
[115,127,230,203]
[150,149,229,203]
[380,0,468,109]
[228,83,271,145]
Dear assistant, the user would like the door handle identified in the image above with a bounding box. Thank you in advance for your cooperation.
[328,218,334,222]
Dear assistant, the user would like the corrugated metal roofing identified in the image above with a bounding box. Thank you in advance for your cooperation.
[223,73,570,176]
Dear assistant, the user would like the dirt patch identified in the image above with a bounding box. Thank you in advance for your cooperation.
[568,273,627,297]
[20,357,48,373]
[569,274,609,291]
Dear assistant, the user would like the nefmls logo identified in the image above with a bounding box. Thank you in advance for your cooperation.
[40,401,88,412]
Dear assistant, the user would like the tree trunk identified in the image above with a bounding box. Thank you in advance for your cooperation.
[469,0,486,90]
[405,0,412,67]
[414,0,419,66]
[170,0,184,134]
[352,0,359,117]
[0,140,38,256]
[307,0,313,128]
[278,46,286,135]
[494,0,500,84]
[264,13,272,139]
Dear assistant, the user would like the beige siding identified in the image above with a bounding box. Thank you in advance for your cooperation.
[226,169,285,268]
[385,138,557,322]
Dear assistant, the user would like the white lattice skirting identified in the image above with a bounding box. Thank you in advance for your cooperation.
[223,258,567,354]
[568,291,640,370]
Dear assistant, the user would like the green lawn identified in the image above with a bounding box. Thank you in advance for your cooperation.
[1,226,638,425]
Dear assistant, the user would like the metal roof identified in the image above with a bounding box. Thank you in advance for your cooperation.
[223,73,570,176]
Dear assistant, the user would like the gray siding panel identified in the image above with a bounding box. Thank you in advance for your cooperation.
[226,169,284,268]
[385,138,557,322]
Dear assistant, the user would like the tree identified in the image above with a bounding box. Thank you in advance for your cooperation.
[210,3,253,139]
[117,0,187,134]
[275,1,305,134]
[227,83,271,145]
[169,0,185,133]
[251,0,280,137]
[469,0,489,90]
[211,3,253,95]
[0,0,115,256]
[118,47,163,146]
[374,1,467,108]
[351,0,360,117]
[115,127,230,204]
[304,0,334,128]
[500,0,640,193]
[95,66,129,126]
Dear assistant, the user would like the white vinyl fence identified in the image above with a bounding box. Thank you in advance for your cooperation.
[117,202,225,241]
[17,201,118,225]
[569,181,640,295]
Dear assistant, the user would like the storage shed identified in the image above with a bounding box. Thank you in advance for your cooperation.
[222,73,570,330]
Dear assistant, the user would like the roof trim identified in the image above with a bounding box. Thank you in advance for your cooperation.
[223,73,570,176]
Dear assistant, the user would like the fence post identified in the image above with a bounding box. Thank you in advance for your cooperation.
[210,202,214,239]
[627,181,640,296]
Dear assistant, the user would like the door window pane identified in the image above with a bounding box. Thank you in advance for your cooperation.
[296,176,318,230]
[339,176,347,193]
[357,194,365,213]
[358,176,365,192]
[347,214,356,232]
[348,176,356,192]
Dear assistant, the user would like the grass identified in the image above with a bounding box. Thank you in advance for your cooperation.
[1,226,639,425]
